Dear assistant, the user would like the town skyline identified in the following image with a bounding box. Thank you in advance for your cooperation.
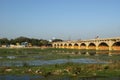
[0,0,120,40]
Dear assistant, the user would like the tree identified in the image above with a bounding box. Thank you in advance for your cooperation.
[52,39,63,42]
[14,36,30,43]
[0,36,51,47]
[0,38,10,45]
[30,38,39,46]
[39,39,49,46]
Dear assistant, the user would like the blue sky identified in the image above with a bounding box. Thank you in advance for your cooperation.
[0,0,120,40]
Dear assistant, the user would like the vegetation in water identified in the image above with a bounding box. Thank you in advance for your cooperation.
[0,48,120,79]
[0,48,120,61]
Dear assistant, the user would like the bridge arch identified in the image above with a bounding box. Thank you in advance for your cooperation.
[64,43,67,48]
[80,43,86,49]
[59,44,63,48]
[68,43,73,49]
[57,44,60,48]
[98,42,109,50]
[88,43,96,50]
[112,42,120,50]
[53,44,57,48]
[74,43,79,49]
[57,44,59,46]
[60,44,63,46]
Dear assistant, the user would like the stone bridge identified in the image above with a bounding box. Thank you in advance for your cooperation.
[52,37,120,50]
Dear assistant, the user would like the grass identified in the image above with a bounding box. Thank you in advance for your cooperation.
[0,62,120,77]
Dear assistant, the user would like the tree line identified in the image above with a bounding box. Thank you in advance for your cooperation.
[0,36,63,47]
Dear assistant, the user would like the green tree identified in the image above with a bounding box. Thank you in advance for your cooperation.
[52,39,63,42]
[39,39,49,46]
[0,38,10,45]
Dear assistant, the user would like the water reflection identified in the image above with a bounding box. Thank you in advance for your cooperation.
[57,50,120,56]
[1,51,120,60]
[0,50,120,67]
[0,57,3,59]
[0,58,109,67]
[0,75,44,80]
[7,56,16,59]
[0,75,120,80]
[56,76,120,80]
[0,50,120,80]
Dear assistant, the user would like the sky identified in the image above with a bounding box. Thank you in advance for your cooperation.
[0,0,120,40]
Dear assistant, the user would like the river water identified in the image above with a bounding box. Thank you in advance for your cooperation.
[0,50,120,80]
[0,75,120,80]
[0,58,109,67]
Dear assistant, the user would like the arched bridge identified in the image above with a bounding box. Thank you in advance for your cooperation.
[52,37,120,50]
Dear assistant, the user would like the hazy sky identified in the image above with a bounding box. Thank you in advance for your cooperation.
[0,0,120,40]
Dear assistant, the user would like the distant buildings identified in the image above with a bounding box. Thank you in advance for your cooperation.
[0,42,32,48]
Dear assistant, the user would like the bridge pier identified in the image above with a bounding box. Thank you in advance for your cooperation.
[109,46,112,51]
